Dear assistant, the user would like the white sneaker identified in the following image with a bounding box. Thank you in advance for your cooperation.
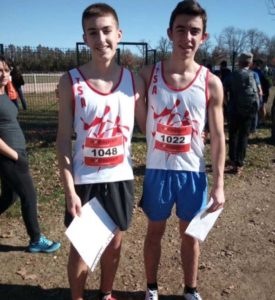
[145,289,158,300]
[183,291,202,300]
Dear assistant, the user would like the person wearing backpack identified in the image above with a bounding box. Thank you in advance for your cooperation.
[10,64,28,110]
[224,52,259,174]
[252,59,271,123]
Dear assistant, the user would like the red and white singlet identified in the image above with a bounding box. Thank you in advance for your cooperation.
[146,62,210,172]
[69,67,136,184]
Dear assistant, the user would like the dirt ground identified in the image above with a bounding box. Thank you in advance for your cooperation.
[1,93,275,300]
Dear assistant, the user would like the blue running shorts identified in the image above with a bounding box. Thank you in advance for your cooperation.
[141,169,208,222]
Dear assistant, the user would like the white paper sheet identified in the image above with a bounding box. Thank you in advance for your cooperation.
[185,198,223,242]
[65,197,118,271]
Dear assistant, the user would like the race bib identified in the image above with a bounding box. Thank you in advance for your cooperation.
[83,135,124,167]
[155,123,192,153]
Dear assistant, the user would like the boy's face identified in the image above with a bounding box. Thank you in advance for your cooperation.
[168,14,208,60]
[83,14,122,62]
[0,61,11,89]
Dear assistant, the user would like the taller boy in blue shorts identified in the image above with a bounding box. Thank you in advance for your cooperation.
[140,1,225,299]
[56,3,146,300]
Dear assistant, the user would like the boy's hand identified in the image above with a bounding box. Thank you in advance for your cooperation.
[67,193,82,218]
[208,186,225,212]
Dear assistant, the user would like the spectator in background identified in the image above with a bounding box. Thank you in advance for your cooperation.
[219,60,231,84]
[250,70,263,134]
[253,59,271,123]
[206,63,213,72]
[224,52,259,174]
[0,55,61,253]
[11,64,28,110]
[215,61,231,121]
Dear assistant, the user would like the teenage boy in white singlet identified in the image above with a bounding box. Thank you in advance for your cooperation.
[56,3,146,300]
[140,1,225,300]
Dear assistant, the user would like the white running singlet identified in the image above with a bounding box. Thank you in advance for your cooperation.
[69,67,136,184]
[146,62,210,172]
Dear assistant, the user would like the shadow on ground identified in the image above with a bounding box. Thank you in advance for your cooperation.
[0,244,27,252]
[0,284,183,300]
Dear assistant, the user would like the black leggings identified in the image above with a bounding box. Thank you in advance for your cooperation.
[0,151,40,242]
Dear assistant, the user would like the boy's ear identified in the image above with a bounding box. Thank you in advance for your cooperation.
[83,33,87,45]
[167,28,172,41]
[117,29,122,42]
[200,32,209,44]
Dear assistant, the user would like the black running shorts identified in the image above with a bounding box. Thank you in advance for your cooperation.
[64,180,134,231]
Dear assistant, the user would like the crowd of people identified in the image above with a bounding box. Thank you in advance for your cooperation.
[213,54,271,175]
[0,1,272,300]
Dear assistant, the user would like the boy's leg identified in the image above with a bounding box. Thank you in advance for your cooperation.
[179,220,200,288]
[141,169,173,285]
[175,171,207,289]
[100,231,123,294]
[144,220,166,284]
[68,244,88,300]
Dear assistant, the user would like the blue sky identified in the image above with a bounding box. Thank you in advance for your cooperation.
[1,0,274,50]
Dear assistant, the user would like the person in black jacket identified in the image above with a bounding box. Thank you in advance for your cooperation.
[10,63,27,110]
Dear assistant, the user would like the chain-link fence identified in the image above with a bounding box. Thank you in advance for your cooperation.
[1,43,155,142]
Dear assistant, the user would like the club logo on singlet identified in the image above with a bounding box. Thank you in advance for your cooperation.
[80,106,129,167]
[151,99,199,154]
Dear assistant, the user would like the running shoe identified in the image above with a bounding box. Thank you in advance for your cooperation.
[183,291,202,300]
[145,288,158,300]
[28,235,61,253]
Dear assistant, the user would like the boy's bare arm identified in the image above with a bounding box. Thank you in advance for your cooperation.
[134,64,156,135]
[56,73,82,217]
[207,73,226,211]
[133,73,147,134]
[139,64,154,90]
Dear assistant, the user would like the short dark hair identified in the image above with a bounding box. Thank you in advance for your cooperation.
[169,0,207,34]
[220,60,227,68]
[253,59,264,67]
[0,55,12,70]
[82,3,119,32]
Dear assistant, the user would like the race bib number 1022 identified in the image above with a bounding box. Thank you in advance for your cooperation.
[155,123,192,154]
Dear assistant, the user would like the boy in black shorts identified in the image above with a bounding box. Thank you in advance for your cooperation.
[57,3,146,300]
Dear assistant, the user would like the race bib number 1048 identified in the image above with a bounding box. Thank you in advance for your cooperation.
[84,135,124,167]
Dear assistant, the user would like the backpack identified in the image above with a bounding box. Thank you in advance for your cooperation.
[6,80,18,100]
[230,69,259,117]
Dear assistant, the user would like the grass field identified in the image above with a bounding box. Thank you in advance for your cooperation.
[1,88,275,300]
[17,92,58,142]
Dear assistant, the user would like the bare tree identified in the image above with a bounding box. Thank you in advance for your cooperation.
[156,37,172,60]
[265,35,275,64]
[211,45,229,66]
[266,0,275,14]
[246,29,269,55]
[216,26,248,67]
[195,36,215,68]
